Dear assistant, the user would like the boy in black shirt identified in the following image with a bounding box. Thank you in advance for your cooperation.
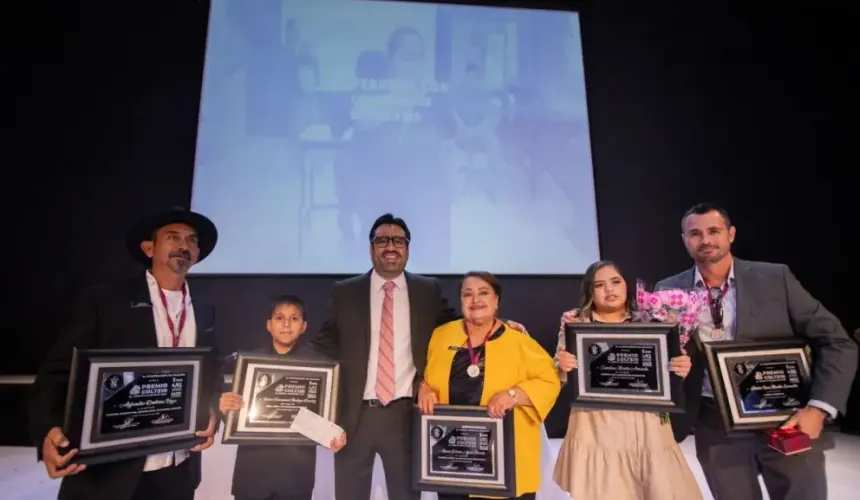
[220,295,346,500]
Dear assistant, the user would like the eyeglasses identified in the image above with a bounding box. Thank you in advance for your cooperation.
[372,236,409,248]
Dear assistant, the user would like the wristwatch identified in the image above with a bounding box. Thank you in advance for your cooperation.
[507,389,517,405]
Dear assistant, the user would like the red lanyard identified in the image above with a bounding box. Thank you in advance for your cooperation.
[707,282,729,329]
[158,285,187,348]
[464,321,497,367]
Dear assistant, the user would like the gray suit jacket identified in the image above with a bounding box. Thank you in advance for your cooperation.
[310,271,459,434]
[656,258,858,440]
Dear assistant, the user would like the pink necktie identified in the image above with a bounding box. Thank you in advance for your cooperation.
[376,281,396,405]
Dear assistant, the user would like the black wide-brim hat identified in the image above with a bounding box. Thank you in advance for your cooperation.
[126,206,218,267]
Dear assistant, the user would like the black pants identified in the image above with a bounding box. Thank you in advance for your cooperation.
[130,460,195,500]
[334,398,418,500]
[438,494,535,500]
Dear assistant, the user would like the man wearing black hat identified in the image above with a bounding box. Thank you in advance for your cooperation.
[29,207,222,500]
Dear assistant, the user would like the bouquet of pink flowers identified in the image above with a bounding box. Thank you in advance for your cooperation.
[635,281,706,346]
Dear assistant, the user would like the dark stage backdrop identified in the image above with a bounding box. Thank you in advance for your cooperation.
[4,1,857,446]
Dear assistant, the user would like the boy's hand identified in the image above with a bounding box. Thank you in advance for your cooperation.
[219,392,243,413]
[330,432,347,453]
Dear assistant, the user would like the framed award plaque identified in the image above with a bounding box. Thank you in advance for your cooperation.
[222,352,340,445]
[63,347,216,466]
[703,339,812,433]
[412,405,516,497]
[565,322,685,413]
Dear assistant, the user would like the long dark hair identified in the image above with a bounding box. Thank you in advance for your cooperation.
[579,260,634,319]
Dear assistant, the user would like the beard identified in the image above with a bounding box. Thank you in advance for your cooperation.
[167,257,191,273]
[696,246,727,263]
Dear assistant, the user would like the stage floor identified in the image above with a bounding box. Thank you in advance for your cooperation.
[3,431,859,500]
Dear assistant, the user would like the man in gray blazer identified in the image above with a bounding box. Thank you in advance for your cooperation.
[312,213,528,500]
[656,202,857,500]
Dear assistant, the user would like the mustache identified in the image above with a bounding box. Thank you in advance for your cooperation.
[382,251,401,257]
[697,245,717,251]
[169,250,192,260]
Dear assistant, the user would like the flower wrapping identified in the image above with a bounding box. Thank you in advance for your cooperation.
[634,280,706,346]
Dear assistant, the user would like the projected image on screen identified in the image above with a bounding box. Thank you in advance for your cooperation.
[191,0,600,275]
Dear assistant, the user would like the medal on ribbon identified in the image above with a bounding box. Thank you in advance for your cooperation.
[464,321,497,379]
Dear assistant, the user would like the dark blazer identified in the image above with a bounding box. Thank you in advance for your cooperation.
[310,271,459,434]
[656,258,858,442]
[225,343,326,498]
[28,274,219,500]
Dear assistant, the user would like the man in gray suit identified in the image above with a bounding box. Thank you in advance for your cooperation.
[656,202,857,500]
[312,213,527,500]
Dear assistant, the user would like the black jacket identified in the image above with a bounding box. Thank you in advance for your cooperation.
[28,275,219,500]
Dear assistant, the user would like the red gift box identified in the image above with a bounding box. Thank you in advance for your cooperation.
[765,428,812,455]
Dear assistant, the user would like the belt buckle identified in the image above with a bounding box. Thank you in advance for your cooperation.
[366,399,382,408]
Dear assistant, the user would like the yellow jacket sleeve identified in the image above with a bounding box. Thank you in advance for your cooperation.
[424,324,447,383]
[515,333,561,423]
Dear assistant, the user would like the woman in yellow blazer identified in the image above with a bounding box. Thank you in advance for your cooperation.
[417,271,561,500]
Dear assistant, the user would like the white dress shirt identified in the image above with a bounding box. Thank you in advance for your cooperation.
[694,262,837,418]
[143,271,197,471]
[693,264,737,399]
[363,271,415,400]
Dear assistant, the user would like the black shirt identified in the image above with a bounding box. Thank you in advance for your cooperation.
[448,323,506,406]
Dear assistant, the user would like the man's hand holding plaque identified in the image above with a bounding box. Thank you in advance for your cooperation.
[191,410,218,452]
[42,427,87,479]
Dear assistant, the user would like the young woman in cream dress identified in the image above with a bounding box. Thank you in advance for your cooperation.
[552,261,703,500]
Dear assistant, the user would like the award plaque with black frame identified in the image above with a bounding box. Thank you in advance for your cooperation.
[703,339,813,433]
[412,405,516,497]
[63,346,216,466]
[222,352,340,445]
[565,322,685,413]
